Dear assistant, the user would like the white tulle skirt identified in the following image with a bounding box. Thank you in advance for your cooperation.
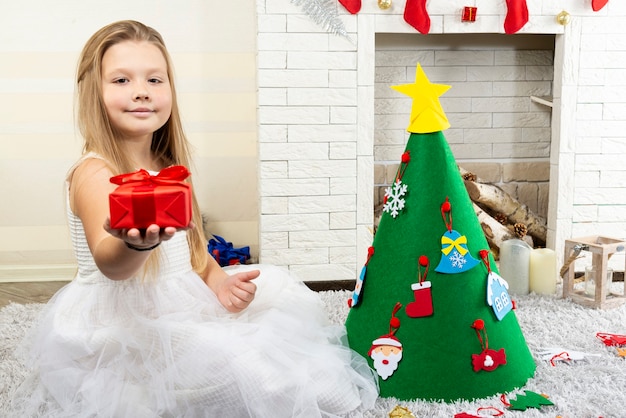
[10,264,378,417]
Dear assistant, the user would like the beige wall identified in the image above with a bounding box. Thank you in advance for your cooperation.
[0,1,258,281]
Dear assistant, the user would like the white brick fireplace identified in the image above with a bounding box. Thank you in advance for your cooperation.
[257,0,626,281]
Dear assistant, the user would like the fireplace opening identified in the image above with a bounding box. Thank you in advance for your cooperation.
[373,33,555,248]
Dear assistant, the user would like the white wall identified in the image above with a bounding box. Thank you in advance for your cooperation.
[0,1,258,281]
[257,0,626,280]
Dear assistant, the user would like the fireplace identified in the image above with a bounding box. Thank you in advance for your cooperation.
[256,4,578,281]
[373,33,555,237]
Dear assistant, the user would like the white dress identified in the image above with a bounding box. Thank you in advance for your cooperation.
[10,168,378,417]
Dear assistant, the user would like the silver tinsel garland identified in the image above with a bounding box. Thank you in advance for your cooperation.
[290,0,349,37]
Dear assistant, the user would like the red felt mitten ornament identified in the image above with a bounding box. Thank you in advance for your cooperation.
[592,0,609,11]
[338,0,361,14]
[504,0,528,34]
[404,0,430,34]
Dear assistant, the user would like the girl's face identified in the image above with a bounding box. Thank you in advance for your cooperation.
[101,40,172,142]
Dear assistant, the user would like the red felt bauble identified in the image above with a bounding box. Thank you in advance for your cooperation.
[472,319,485,330]
[390,316,401,329]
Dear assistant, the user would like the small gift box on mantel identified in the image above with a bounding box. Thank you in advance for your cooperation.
[109,165,192,229]
[462,6,477,22]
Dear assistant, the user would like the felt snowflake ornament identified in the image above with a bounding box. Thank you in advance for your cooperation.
[383,180,408,218]
[382,151,411,219]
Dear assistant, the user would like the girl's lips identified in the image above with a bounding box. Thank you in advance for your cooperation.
[127,108,154,117]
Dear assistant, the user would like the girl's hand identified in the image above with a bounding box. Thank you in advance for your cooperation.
[104,219,194,250]
[215,270,259,313]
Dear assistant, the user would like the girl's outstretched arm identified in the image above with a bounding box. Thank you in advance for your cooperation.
[69,158,177,280]
[202,255,259,313]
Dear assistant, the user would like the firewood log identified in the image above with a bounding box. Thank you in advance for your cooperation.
[463,180,547,245]
[473,202,533,259]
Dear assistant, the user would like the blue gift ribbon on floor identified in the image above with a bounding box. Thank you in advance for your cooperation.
[208,234,250,266]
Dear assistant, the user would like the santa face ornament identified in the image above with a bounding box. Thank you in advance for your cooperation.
[370,338,402,380]
[368,302,404,380]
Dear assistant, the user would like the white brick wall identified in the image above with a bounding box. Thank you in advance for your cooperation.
[257,0,626,280]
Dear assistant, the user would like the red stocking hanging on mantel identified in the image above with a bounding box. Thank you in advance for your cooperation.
[404,0,430,34]
[338,0,361,14]
[504,0,529,34]
[592,0,609,11]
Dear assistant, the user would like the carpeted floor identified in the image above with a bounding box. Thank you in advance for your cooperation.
[2,287,626,417]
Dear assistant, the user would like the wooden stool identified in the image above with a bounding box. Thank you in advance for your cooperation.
[562,236,626,309]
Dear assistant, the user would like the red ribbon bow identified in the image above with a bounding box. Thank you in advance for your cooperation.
[110,165,190,186]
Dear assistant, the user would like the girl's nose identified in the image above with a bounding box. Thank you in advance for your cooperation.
[134,91,149,100]
[134,85,149,100]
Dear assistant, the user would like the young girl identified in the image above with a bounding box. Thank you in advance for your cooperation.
[11,20,378,417]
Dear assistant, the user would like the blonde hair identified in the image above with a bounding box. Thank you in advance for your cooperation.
[76,20,208,273]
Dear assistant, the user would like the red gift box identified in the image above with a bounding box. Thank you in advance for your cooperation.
[109,165,192,229]
[462,6,477,22]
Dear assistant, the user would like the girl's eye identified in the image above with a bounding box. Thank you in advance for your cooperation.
[114,78,129,84]
[148,78,161,84]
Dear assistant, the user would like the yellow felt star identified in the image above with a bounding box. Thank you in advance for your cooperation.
[391,63,451,133]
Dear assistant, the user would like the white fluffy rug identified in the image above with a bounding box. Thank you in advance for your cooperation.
[2,288,626,417]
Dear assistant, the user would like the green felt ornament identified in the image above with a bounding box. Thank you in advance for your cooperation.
[507,390,554,411]
[345,64,536,402]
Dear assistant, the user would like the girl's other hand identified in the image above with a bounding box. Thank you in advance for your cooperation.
[215,269,259,313]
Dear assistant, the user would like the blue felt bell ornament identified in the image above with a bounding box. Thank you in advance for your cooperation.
[435,197,481,274]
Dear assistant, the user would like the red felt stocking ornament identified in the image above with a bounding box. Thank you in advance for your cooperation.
[504,0,528,34]
[592,0,609,11]
[404,0,430,34]
[338,0,361,14]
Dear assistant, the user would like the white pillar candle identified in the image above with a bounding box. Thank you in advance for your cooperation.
[499,239,532,295]
[529,248,557,295]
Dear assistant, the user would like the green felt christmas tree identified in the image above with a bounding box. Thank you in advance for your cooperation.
[345,64,536,402]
